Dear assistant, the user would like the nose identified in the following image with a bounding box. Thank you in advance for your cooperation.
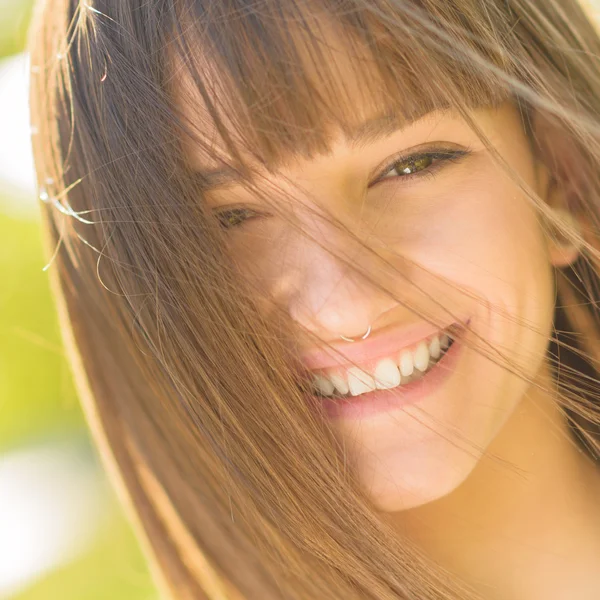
[272,215,400,342]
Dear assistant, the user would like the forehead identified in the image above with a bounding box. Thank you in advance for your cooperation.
[168,5,503,179]
[171,18,438,172]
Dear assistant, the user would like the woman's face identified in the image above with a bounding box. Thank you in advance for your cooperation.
[182,79,567,511]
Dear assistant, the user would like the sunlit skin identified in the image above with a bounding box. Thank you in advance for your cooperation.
[177,64,600,600]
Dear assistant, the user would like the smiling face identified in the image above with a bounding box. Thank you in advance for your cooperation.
[175,31,574,512]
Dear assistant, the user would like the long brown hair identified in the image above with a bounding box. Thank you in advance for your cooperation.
[28,0,600,598]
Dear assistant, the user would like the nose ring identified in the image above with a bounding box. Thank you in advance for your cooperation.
[339,325,372,343]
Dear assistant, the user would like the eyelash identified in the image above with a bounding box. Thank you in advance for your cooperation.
[214,147,471,230]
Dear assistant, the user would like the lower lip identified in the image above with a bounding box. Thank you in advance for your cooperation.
[307,319,469,420]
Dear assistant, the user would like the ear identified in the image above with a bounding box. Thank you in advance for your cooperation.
[530,110,586,268]
[542,175,581,268]
[547,212,582,269]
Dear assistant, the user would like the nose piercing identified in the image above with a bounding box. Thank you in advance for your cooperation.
[339,325,372,342]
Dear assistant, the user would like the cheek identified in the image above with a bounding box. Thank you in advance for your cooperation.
[394,173,556,369]
[339,176,556,512]
[377,171,550,292]
[224,220,288,284]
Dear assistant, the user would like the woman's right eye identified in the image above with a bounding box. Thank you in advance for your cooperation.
[214,207,261,230]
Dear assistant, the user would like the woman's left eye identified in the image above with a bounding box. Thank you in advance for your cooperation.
[373,149,470,185]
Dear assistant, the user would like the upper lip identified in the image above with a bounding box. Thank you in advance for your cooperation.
[300,317,470,372]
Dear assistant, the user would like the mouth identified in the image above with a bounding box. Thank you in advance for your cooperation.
[299,320,468,401]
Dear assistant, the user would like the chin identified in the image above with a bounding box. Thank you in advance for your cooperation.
[361,442,484,513]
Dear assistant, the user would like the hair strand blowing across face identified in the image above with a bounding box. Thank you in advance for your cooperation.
[28,0,600,598]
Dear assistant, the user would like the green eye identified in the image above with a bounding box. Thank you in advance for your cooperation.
[375,149,469,184]
[215,207,258,229]
[393,155,433,175]
[379,154,436,181]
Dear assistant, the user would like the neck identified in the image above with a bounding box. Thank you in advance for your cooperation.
[388,362,600,600]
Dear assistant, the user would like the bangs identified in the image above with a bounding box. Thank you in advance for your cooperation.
[168,0,512,173]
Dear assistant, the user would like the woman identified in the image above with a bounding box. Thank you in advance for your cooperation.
[28,0,600,598]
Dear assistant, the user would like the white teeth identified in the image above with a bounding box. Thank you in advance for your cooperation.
[413,341,430,372]
[311,327,456,398]
[428,335,441,360]
[440,333,450,349]
[373,358,401,389]
[347,367,376,396]
[329,373,349,395]
[312,373,335,396]
[398,349,414,377]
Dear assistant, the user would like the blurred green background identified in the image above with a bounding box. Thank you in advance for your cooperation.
[0,2,157,598]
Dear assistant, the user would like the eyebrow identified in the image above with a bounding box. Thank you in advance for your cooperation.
[347,107,444,149]
[194,107,448,191]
